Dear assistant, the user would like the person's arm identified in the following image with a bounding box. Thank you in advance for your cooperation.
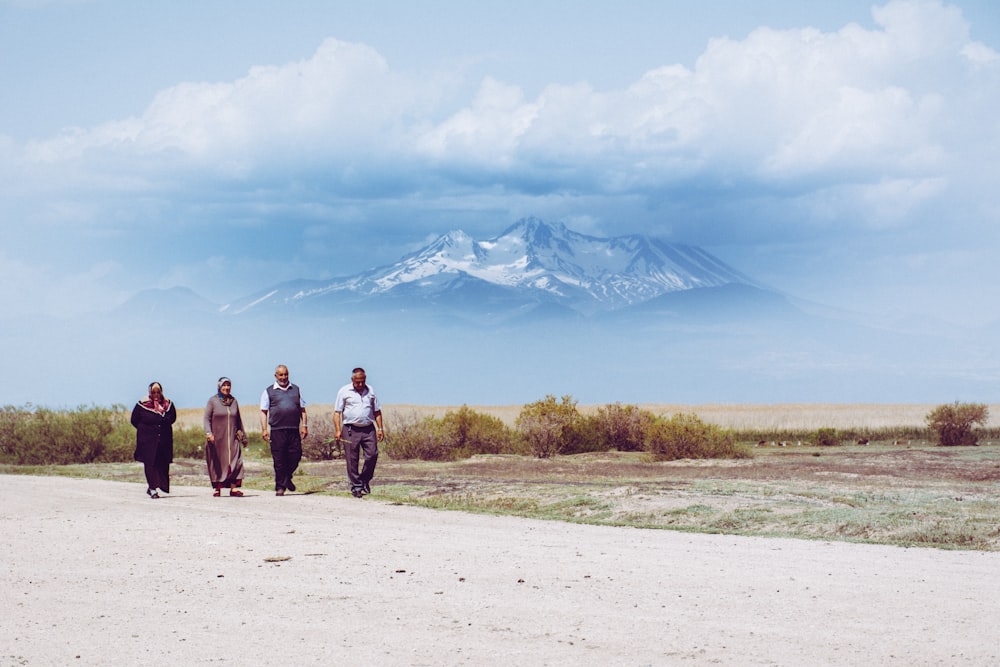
[234,399,246,445]
[333,388,344,439]
[203,399,215,442]
[374,410,384,441]
[299,407,308,439]
[260,390,270,441]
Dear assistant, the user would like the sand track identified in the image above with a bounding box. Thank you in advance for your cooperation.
[2,474,998,666]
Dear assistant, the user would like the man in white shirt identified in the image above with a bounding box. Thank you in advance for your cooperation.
[333,367,384,498]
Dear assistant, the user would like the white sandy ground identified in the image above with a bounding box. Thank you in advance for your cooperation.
[1,475,999,667]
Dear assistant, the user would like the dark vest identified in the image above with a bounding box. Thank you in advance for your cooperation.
[266,384,302,429]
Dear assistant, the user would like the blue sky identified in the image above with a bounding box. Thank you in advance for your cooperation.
[1,0,999,406]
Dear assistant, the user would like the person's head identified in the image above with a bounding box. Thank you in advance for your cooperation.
[217,377,232,396]
[351,367,366,392]
[148,382,163,399]
[274,365,290,387]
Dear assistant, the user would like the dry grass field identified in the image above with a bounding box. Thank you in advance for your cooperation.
[35,443,1000,551]
[177,402,1000,432]
[26,401,1000,551]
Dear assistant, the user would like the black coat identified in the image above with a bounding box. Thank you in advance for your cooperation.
[131,401,176,463]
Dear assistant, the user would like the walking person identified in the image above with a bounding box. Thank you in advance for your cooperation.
[260,365,307,496]
[334,367,384,498]
[131,381,176,499]
[204,376,248,497]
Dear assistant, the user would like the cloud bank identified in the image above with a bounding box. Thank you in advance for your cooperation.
[2,0,999,321]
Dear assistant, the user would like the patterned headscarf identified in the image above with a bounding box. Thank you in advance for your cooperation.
[141,382,171,415]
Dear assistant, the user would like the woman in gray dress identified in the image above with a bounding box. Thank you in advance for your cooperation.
[203,377,248,496]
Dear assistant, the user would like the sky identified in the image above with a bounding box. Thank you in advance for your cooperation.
[1,0,1000,406]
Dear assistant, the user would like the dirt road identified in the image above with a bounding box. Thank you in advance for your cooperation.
[2,475,997,666]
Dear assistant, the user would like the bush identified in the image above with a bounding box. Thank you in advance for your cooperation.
[0,404,124,465]
[813,427,842,447]
[172,425,209,458]
[516,395,582,458]
[103,409,139,461]
[926,401,989,446]
[383,412,456,461]
[439,405,517,457]
[0,404,219,465]
[303,410,343,460]
[646,412,751,461]
[382,407,519,461]
[594,403,655,452]
[561,414,605,454]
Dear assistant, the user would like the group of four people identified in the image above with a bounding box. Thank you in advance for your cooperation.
[130,366,384,500]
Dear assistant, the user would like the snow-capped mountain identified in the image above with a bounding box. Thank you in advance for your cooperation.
[225,218,761,319]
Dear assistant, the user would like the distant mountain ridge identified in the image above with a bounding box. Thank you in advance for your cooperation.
[223,218,762,320]
[59,218,998,408]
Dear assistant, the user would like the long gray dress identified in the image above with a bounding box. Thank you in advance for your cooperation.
[203,395,246,488]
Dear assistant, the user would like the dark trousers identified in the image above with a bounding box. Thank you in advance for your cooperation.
[269,428,302,492]
[142,451,170,493]
[343,424,379,491]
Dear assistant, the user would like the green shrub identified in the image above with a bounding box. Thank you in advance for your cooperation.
[561,414,605,454]
[102,409,138,461]
[0,404,126,465]
[646,413,751,461]
[926,401,989,446]
[813,427,842,447]
[594,403,655,452]
[383,412,455,461]
[172,425,209,458]
[382,407,519,461]
[303,410,342,460]
[516,395,582,458]
[440,405,517,457]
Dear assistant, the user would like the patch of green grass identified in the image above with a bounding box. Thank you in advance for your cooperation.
[4,446,999,551]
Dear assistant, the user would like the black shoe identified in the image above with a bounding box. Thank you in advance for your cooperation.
[351,488,363,498]
[362,482,371,495]
[287,480,296,492]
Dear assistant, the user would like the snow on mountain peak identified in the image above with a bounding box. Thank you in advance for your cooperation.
[229,218,756,315]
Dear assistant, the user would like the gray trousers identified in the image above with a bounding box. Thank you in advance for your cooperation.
[343,423,378,491]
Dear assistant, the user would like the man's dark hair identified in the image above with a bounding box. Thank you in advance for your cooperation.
[352,367,365,375]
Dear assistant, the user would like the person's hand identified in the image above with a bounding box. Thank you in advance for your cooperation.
[376,428,385,442]
[262,428,270,442]
[206,433,215,443]
[300,425,308,439]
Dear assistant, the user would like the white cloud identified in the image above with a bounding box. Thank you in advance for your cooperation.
[415,77,538,165]
[8,1,999,233]
[24,39,424,171]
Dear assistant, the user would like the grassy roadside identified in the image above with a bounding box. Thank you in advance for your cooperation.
[4,442,999,551]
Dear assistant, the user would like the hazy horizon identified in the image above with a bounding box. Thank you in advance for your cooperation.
[2,0,999,408]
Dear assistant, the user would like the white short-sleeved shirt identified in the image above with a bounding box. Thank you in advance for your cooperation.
[334,384,380,425]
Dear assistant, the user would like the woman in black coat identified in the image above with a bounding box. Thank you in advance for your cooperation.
[131,381,176,499]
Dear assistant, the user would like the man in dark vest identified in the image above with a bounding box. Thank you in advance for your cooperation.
[259,364,308,496]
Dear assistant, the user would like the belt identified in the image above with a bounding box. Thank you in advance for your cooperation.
[346,423,374,429]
